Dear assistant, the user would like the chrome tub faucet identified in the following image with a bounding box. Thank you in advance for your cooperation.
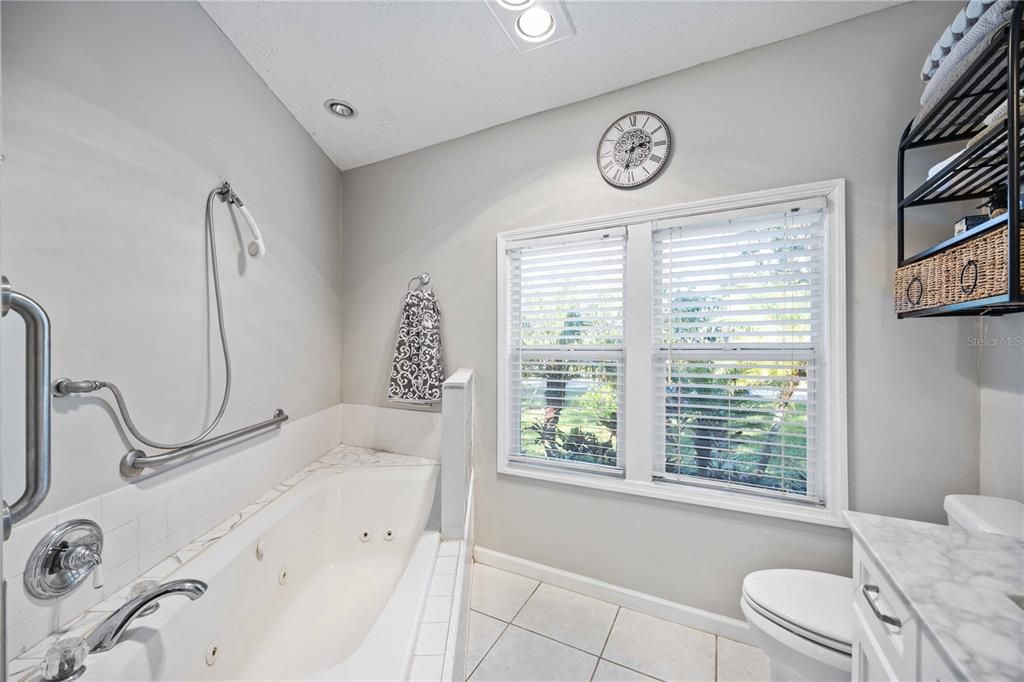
[86,579,208,653]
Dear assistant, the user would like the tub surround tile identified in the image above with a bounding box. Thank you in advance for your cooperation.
[193,526,232,549]
[137,538,170,575]
[4,578,55,628]
[512,583,618,655]
[8,658,40,682]
[100,486,144,531]
[468,625,597,681]
[716,637,771,682]
[136,507,168,548]
[102,521,140,568]
[6,431,437,672]
[430,571,458,598]
[417,536,471,682]
[409,654,445,682]
[423,596,455,623]
[602,608,716,682]
[416,622,451,656]
[845,511,1024,682]
[438,540,460,557]
[56,497,102,525]
[165,495,194,533]
[435,555,459,575]
[54,580,103,628]
[470,564,540,622]
[100,556,140,600]
[466,610,508,676]
[3,512,58,581]
[591,660,659,681]
[254,488,284,505]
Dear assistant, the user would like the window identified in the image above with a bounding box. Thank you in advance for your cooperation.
[503,228,625,473]
[498,180,847,526]
[652,202,825,503]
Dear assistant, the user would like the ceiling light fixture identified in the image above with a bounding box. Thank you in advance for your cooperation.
[496,0,534,9]
[487,1,574,54]
[324,99,357,119]
[515,7,556,42]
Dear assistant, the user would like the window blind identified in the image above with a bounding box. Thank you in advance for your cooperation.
[506,228,625,472]
[652,207,826,503]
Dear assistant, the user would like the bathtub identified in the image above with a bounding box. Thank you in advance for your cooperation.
[79,463,440,681]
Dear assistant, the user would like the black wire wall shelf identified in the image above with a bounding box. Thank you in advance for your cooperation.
[896,4,1024,318]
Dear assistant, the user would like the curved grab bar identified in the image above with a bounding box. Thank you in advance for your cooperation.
[2,277,53,540]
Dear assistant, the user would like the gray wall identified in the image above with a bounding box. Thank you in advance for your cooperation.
[979,317,1024,502]
[1,1,343,515]
[342,2,983,619]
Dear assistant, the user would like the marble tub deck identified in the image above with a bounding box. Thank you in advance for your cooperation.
[845,511,1024,682]
[8,444,438,681]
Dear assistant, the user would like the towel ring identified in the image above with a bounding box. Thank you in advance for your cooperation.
[407,273,431,291]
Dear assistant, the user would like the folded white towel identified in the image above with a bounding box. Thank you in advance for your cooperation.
[928,149,965,179]
[983,90,1024,126]
[921,0,999,82]
[921,0,1014,107]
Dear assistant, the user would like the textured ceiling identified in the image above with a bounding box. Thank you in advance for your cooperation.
[202,1,898,170]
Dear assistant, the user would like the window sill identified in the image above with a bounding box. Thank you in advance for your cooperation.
[498,460,849,528]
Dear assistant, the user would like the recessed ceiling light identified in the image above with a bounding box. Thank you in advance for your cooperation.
[496,0,534,9]
[515,7,556,42]
[324,99,357,119]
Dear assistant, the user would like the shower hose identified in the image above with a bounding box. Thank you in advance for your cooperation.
[58,186,232,450]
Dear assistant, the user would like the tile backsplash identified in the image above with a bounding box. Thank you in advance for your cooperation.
[2,403,342,659]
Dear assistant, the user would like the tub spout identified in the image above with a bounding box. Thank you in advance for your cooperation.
[85,578,207,653]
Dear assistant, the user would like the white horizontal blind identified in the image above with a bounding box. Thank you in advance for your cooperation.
[652,207,826,503]
[506,229,625,471]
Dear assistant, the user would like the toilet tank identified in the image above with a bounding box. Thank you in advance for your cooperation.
[944,495,1024,539]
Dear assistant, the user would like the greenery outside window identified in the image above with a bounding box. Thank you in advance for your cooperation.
[652,205,826,503]
[497,180,847,527]
[503,228,625,473]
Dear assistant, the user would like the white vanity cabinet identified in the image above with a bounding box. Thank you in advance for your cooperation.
[851,537,962,682]
[846,511,1023,682]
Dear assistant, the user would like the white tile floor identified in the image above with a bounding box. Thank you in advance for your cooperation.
[467,564,770,682]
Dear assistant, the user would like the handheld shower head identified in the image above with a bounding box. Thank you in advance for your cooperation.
[217,182,267,258]
[237,204,267,258]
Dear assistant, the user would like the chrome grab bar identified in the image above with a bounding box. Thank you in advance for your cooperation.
[862,584,902,629]
[120,409,288,479]
[1,277,53,541]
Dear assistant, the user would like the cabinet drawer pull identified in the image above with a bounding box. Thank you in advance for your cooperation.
[862,584,902,629]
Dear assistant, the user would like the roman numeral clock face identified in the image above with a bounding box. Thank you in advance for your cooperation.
[597,111,671,189]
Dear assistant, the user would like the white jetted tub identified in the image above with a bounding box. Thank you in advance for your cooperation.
[80,460,440,681]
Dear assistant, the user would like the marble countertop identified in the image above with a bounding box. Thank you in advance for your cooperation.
[845,511,1024,682]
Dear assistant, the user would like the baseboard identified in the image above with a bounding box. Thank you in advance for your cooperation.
[473,546,754,646]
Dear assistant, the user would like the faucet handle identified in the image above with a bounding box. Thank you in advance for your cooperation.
[128,580,162,616]
[41,636,87,681]
[61,544,103,590]
[25,519,104,600]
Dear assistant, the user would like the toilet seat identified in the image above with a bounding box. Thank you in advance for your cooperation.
[741,570,853,655]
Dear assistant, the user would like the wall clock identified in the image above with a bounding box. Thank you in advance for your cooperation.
[597,111,671,189]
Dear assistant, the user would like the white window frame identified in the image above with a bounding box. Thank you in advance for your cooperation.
[497,179,848,527]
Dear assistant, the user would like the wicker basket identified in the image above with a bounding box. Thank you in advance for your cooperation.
[894,222,1024,313]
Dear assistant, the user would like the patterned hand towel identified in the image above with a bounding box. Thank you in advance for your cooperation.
[388,289,445,404]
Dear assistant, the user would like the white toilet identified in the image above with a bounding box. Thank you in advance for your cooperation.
[944,494,1024,538]
[741,569,852,681]
[742,494,1024,681]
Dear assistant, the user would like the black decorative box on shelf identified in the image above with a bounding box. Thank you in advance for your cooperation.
[896,4,1024,318]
